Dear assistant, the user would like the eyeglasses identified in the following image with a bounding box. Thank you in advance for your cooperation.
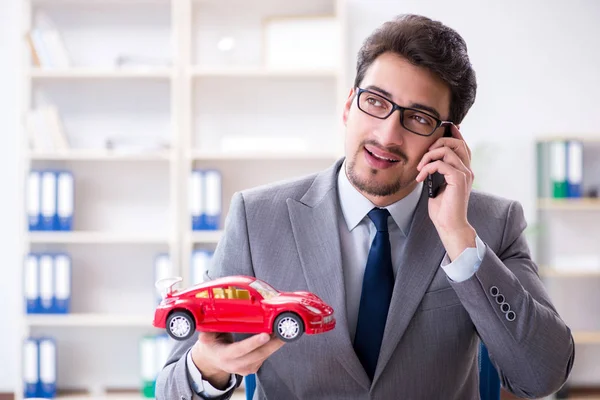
[356,87,453,137]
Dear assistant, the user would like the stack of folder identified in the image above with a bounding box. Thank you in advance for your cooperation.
[190,169,222,230]
[537,140,583,199]
[23,337,57,399]
[24,253,71,314]
[140,334,172,398]
[27,170,74,231]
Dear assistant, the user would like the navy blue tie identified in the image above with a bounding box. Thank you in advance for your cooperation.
[354,207,394,380]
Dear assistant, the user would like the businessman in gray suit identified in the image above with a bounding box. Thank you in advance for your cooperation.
[157,14,574,399]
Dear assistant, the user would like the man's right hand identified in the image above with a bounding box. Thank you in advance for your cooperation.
[190,332,285,390]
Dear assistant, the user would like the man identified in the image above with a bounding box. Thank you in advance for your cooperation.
[157,14,574,399]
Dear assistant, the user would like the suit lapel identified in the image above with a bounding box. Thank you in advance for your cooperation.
[287,159,371,390]
[372,187,446,386]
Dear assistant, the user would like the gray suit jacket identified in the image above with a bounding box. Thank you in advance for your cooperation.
[157,158,574,400]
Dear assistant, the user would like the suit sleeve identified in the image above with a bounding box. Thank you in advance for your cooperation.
[155,192,252,399]
[449,200,575,398]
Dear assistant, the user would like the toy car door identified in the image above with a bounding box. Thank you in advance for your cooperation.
[212,285,265,326]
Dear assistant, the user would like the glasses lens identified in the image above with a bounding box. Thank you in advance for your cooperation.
[402,109,438,136]
[358,91,392,119]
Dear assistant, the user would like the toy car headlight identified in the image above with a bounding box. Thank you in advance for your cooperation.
[305,305,322,314]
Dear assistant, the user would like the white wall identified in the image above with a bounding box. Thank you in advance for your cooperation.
[1,0,599,391]
[0,0,22,392]
[347,0,600,214]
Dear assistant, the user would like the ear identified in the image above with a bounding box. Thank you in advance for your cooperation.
[342,88,356,126]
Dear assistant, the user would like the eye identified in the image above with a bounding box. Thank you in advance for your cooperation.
[366,96,385,108]
[410,113,434,126]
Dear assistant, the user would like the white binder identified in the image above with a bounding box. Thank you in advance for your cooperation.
[191,250,211,285]
[40,170,57,230]
[24,253,40,314]
[54,253,71,313]
[204,170,222,230]
[39,254,54,313]
[27,171,42,231]
[56,171,74,230]
[23,338,38,398]
[190,170,203,230]
[566,140,583,198]
[38,337,57,398]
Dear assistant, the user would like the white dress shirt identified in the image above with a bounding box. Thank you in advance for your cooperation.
[189,161,485,396]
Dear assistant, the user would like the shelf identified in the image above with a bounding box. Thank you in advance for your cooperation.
[29,68,173,80]
[33,0,169,4]
[189,66,338,78]
[536,136,600,144]
[189,230,223,244]
[26,313,154,328]
[573,331,600,344]
[28,150,172,161]
[537,198,600,210]
[27,232,171,244]
[189,151,340,161]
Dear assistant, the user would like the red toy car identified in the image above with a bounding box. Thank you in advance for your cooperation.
[153,275,335,342]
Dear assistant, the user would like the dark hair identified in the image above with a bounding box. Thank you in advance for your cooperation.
[354,14,477,124]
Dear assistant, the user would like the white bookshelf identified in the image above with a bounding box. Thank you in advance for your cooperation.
[28,150,173,161]
[189,66,338,78]
[27,232,171,244]
[535,136,600,389]
[26,313,153,327]
[18,0,348,397]
[189,150,340,161]
[29,68,174,80]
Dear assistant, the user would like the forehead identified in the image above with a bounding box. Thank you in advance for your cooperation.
[360,52,451,119]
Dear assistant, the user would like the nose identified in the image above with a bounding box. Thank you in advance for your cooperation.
[373,109,407,146]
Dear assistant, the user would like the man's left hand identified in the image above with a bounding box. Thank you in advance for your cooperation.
[415,124,476,261]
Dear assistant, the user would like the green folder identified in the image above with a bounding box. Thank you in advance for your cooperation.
[550,140,567,198]
[140,335,156,398]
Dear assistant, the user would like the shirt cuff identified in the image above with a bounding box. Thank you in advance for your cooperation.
[186,349,236,397]
[440,235,486,282]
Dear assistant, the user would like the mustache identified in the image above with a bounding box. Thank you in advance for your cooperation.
[361,140,408,163]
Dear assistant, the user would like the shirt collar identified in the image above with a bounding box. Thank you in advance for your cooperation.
[337,160,423,236]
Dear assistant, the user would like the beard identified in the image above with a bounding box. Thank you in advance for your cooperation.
[346,143,414,197]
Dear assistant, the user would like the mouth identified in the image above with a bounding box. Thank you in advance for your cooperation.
[363,145,403,170]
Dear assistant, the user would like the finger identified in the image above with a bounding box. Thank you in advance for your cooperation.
[230,337,285,371]
[450,124,472,159]
[221,333,271,360]
[417,146,468,174]
[447,124,471,159]
[415,160,468,186]
[428,135,471,168]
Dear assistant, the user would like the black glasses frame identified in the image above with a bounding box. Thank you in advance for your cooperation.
[356,87,453,137]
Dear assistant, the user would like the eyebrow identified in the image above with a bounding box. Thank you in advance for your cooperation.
[363,84,442,119]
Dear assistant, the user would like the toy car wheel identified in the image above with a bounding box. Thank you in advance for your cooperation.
[274,312,304,342]
[166,311,195,341]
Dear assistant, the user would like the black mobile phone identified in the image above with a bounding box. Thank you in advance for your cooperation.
[426,126,453,198]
